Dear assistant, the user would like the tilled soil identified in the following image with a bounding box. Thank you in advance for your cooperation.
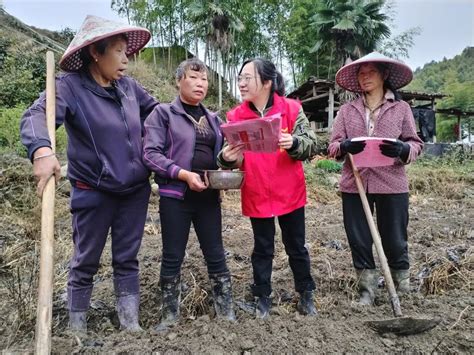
[0,156,473,353]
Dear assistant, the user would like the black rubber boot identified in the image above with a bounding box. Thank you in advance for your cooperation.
[297,290,318,316]
[255,296,271,319]
[155,275,181,331]
[209,272,236,321]
[68,311,87,332]
[117,294,142,332]
[355,269,377,306]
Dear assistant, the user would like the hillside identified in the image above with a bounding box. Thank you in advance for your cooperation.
[0,8,236,113]
[407,47,474,94]
[0,9,68,107]
[0,9,236,161]
[406,47,474,141]
[0,8,66,54]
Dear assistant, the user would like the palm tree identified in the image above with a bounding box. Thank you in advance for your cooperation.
[188,0,244,108]
[310,0,391,78]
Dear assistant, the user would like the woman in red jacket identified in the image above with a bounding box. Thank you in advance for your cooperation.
[218,58,318,318]
[328,52,423,306]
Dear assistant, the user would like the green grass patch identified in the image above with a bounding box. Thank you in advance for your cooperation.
[315,159,342,173]
[0,104,67,157]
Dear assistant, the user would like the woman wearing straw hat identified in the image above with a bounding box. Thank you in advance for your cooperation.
[20,15,158,331]
[328,52,423,306]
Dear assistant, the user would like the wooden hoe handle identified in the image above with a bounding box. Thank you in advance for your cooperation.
[35,51,56,354]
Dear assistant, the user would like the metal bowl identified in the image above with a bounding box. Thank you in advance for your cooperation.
[204,170,244,190]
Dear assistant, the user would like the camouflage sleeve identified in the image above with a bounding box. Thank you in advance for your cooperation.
[216,141,243,169]
[286,107,318,161]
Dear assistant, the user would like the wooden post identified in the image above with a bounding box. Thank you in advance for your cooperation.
[468,119,472,143]
[458,115,462,142]
[35,51,56,355]
[328,87,334,131]
[431,98,437,142]
[218,50,222,110]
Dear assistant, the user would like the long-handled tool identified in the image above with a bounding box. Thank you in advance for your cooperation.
[35,51,56,354]
[348,153,440,336]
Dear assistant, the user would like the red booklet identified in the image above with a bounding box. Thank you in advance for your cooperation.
[221,114,281,153]
[351,137,396,168]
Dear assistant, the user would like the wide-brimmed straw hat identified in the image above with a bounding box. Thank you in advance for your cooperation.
[335,52,413,92]
[59,15,151,72]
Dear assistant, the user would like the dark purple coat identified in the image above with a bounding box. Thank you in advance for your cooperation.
[20,71,158,194]
[143,97,223,199]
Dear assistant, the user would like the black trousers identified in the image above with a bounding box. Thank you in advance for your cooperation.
[342,192,409,270]
[250,207,315,297]
[159,189,228,277]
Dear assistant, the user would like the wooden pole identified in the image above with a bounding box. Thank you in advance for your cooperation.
[468,120,471,144]
[218,49,222,110]
[35,51,56,355]
[458,115,462,142]
[431,98,437,143]
[328,87,335,131]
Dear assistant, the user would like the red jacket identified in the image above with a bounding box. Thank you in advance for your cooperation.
[227,94,306,217]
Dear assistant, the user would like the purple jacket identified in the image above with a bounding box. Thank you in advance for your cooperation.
[143,97,223,199]
[20,71,158,194]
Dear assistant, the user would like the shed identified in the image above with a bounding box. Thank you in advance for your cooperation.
[286,77,337,131]
[399,90,447,142]
[436,108,474,142]
[287,78,448,143]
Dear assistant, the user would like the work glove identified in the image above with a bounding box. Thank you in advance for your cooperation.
[380,139,410,162]
[340,139,366,155]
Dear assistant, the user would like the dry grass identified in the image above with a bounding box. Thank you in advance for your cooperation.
[407,157,474,199]
[0,154,38,216]
[181,272,211,320]
[1,239,38,347]
[127,60,177,104]
[0,154,73,346]
[413,246,473,295]
[409,168,469,200]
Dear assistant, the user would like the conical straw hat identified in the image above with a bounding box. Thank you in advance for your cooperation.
[335,52,413,92]
[59,15,151,72]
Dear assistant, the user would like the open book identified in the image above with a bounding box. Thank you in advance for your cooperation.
[351,137,396,168]
[221,113,281,153]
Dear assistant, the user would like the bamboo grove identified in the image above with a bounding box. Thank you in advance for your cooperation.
[110,0,421,94]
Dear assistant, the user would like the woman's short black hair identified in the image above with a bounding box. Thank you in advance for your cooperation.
[79,33,128,69]
[239,58,285,96]
[175,57,208,81]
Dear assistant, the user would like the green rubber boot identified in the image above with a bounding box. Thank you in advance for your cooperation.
[355,269,378,306]
[391,268,411,294]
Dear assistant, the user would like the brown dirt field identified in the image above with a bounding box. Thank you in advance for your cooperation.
[0,154,473,353]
